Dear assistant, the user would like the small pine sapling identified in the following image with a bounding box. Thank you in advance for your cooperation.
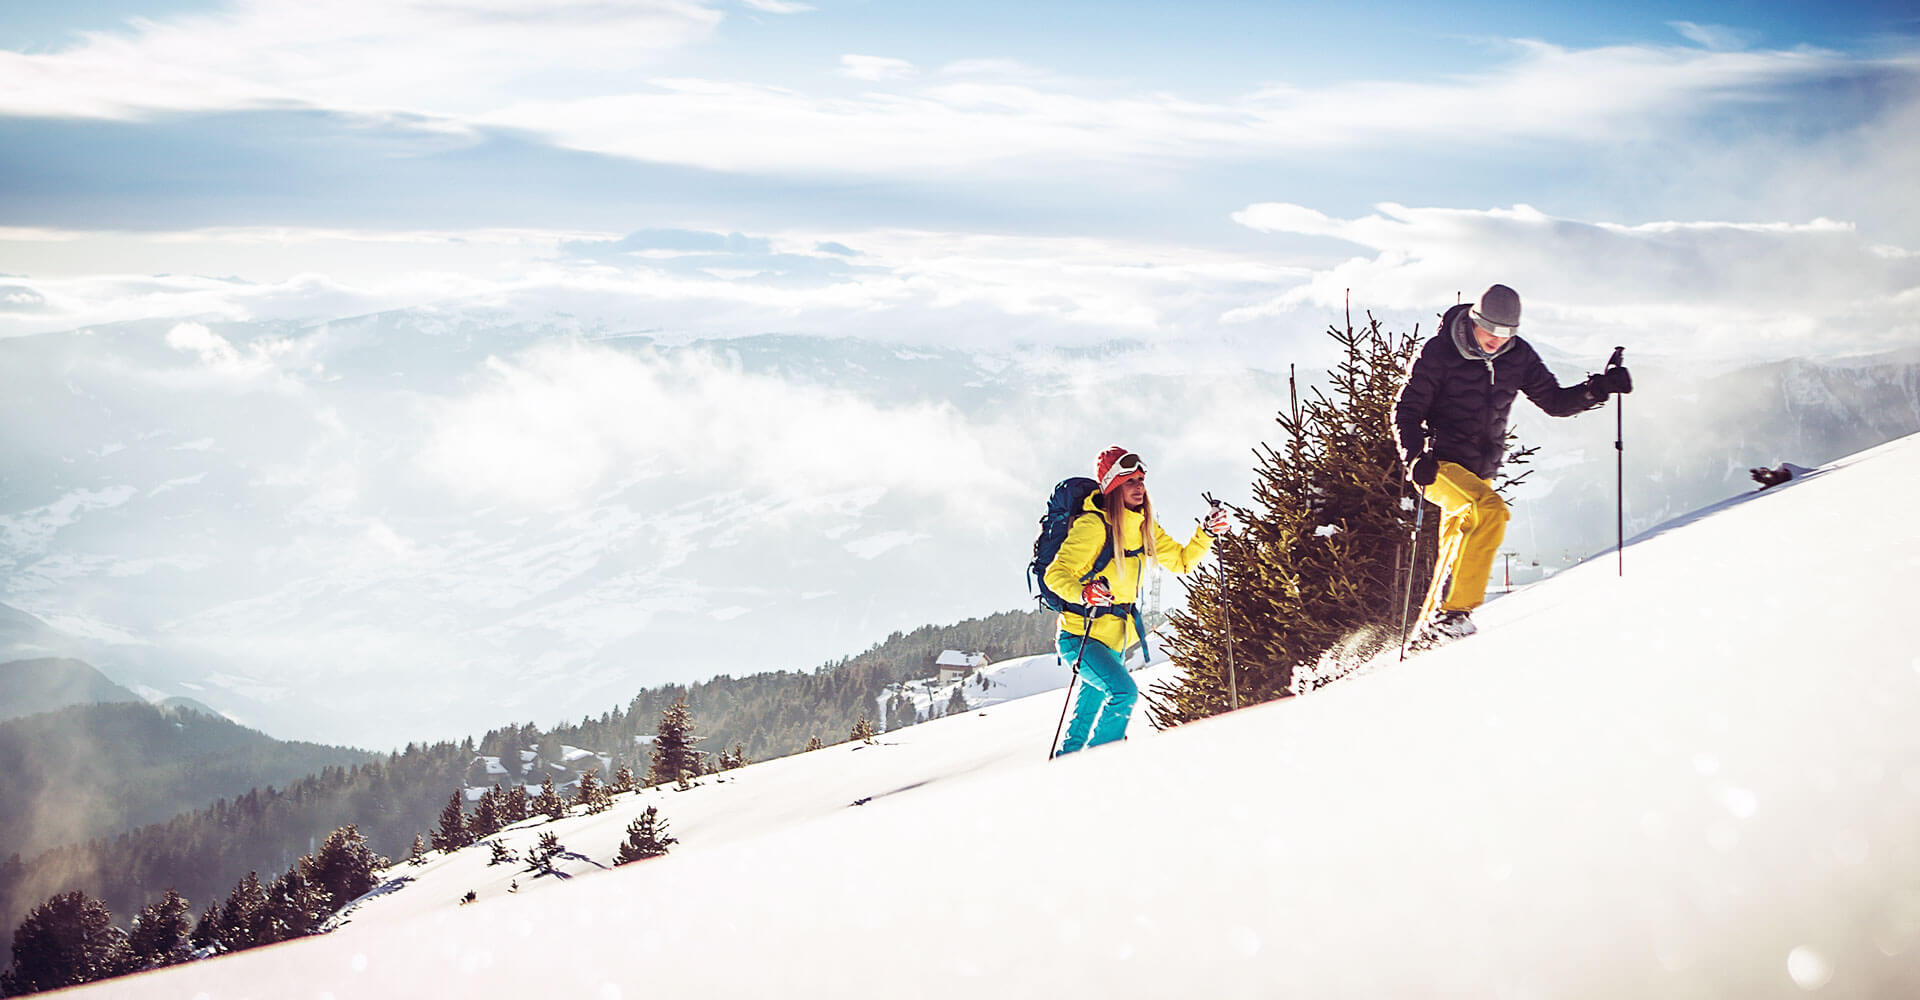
[614,805,678,865]
[527,831,564,874]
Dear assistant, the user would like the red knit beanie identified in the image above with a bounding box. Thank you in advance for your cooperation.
[1095,446,1144,493]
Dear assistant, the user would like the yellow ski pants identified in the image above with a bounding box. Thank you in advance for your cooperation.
[1419,461,1511,618]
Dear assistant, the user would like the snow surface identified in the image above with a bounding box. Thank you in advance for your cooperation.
[81,434,1920,998]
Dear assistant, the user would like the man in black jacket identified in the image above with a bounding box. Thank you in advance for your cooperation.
[1393,283,1631,647]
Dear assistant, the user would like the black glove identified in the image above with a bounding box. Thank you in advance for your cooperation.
[1584,366,1632,400]
[1408,453,1438,487]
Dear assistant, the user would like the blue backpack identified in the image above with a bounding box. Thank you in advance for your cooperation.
[1028,478,1108,615]
[1026,477,1145,617]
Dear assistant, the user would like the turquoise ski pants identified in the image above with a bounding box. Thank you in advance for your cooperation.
[1055,630,1137,755]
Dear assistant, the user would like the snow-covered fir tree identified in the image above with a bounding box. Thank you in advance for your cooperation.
[217,872,270,952]
[126,887,192,969]
[1151,312,1429,725]
[266,867,320,940]
[0,890,131,994]
[471,785,504,837]
[306,825,378,911]
[574,768,609,814]
[432,792,471,851]
[647,698,701,787]
[188,903,220,952]
[534,776,566,822]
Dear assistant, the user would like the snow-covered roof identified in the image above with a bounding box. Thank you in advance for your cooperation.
[935,649,988,667]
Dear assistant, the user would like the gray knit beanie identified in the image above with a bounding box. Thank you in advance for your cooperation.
[1470,284,1521,332]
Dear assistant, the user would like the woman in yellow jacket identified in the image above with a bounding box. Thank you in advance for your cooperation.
[1045,446,1227,755]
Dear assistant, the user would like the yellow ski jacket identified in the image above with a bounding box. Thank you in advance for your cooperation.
[1043,493,1213,654]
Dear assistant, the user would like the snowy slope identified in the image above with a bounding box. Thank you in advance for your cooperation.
[85,434,1920,998]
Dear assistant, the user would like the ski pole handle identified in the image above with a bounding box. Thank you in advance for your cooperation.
[1607,346,1625,369]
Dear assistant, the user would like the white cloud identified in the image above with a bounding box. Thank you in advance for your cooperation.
[845,530,926,559]
[163,321,309,381]
[839,55,915,81]
[0,0,724,118]
[1231,202,1920,360]
[165,321,242,366]
[419,341,1033,513]
[0,486,140,561]
[741,0,814,13]
[1,225,1302,353]
[1669,21,1758,52]
[474,42,1891,177]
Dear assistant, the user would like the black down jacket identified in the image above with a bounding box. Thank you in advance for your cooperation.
[1393,303,1604,481]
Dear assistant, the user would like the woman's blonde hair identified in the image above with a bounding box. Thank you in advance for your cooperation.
[1098,482,1153,590]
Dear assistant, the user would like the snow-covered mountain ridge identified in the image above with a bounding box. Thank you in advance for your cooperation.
[85,431,1920,998]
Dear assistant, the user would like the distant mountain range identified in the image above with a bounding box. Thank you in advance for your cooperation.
[1499,347,1920,581]
[0,656,143,722]
[0,665,377,858]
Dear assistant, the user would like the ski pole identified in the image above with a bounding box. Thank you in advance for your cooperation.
[1223,571,1238,711]
[1049,598,1097,760]
[1609,346,1625,577]
[1203,492,1237,711]
[1397,495,1427,661]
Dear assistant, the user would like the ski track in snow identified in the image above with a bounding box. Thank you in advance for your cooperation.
[76,432,1920,999]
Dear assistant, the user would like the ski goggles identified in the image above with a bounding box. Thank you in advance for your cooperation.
[1469,308,1518,338]
[1099,452,1146,491]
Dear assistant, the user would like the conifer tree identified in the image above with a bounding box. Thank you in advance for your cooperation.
[534,776,567,821]
[527,832,564,874]
[128,887,192,968]
[488,840,515,866]
[217,872,271,952]
[505,784,531,823]
[266,866,321,941]
[804,736,823,752]
[574,769,609,814]
[1150,312,1428,726]
[647,698,701,787]
[946,687,968,716]
[407,833,429,866]
[850,715,876,744]
[613,806,677,865]
[189,902,221,952]
[471,785,504,837]
[0,890,132,994]
[432,792,472,851]
[305,825,378,911]
[611,764,637,794]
